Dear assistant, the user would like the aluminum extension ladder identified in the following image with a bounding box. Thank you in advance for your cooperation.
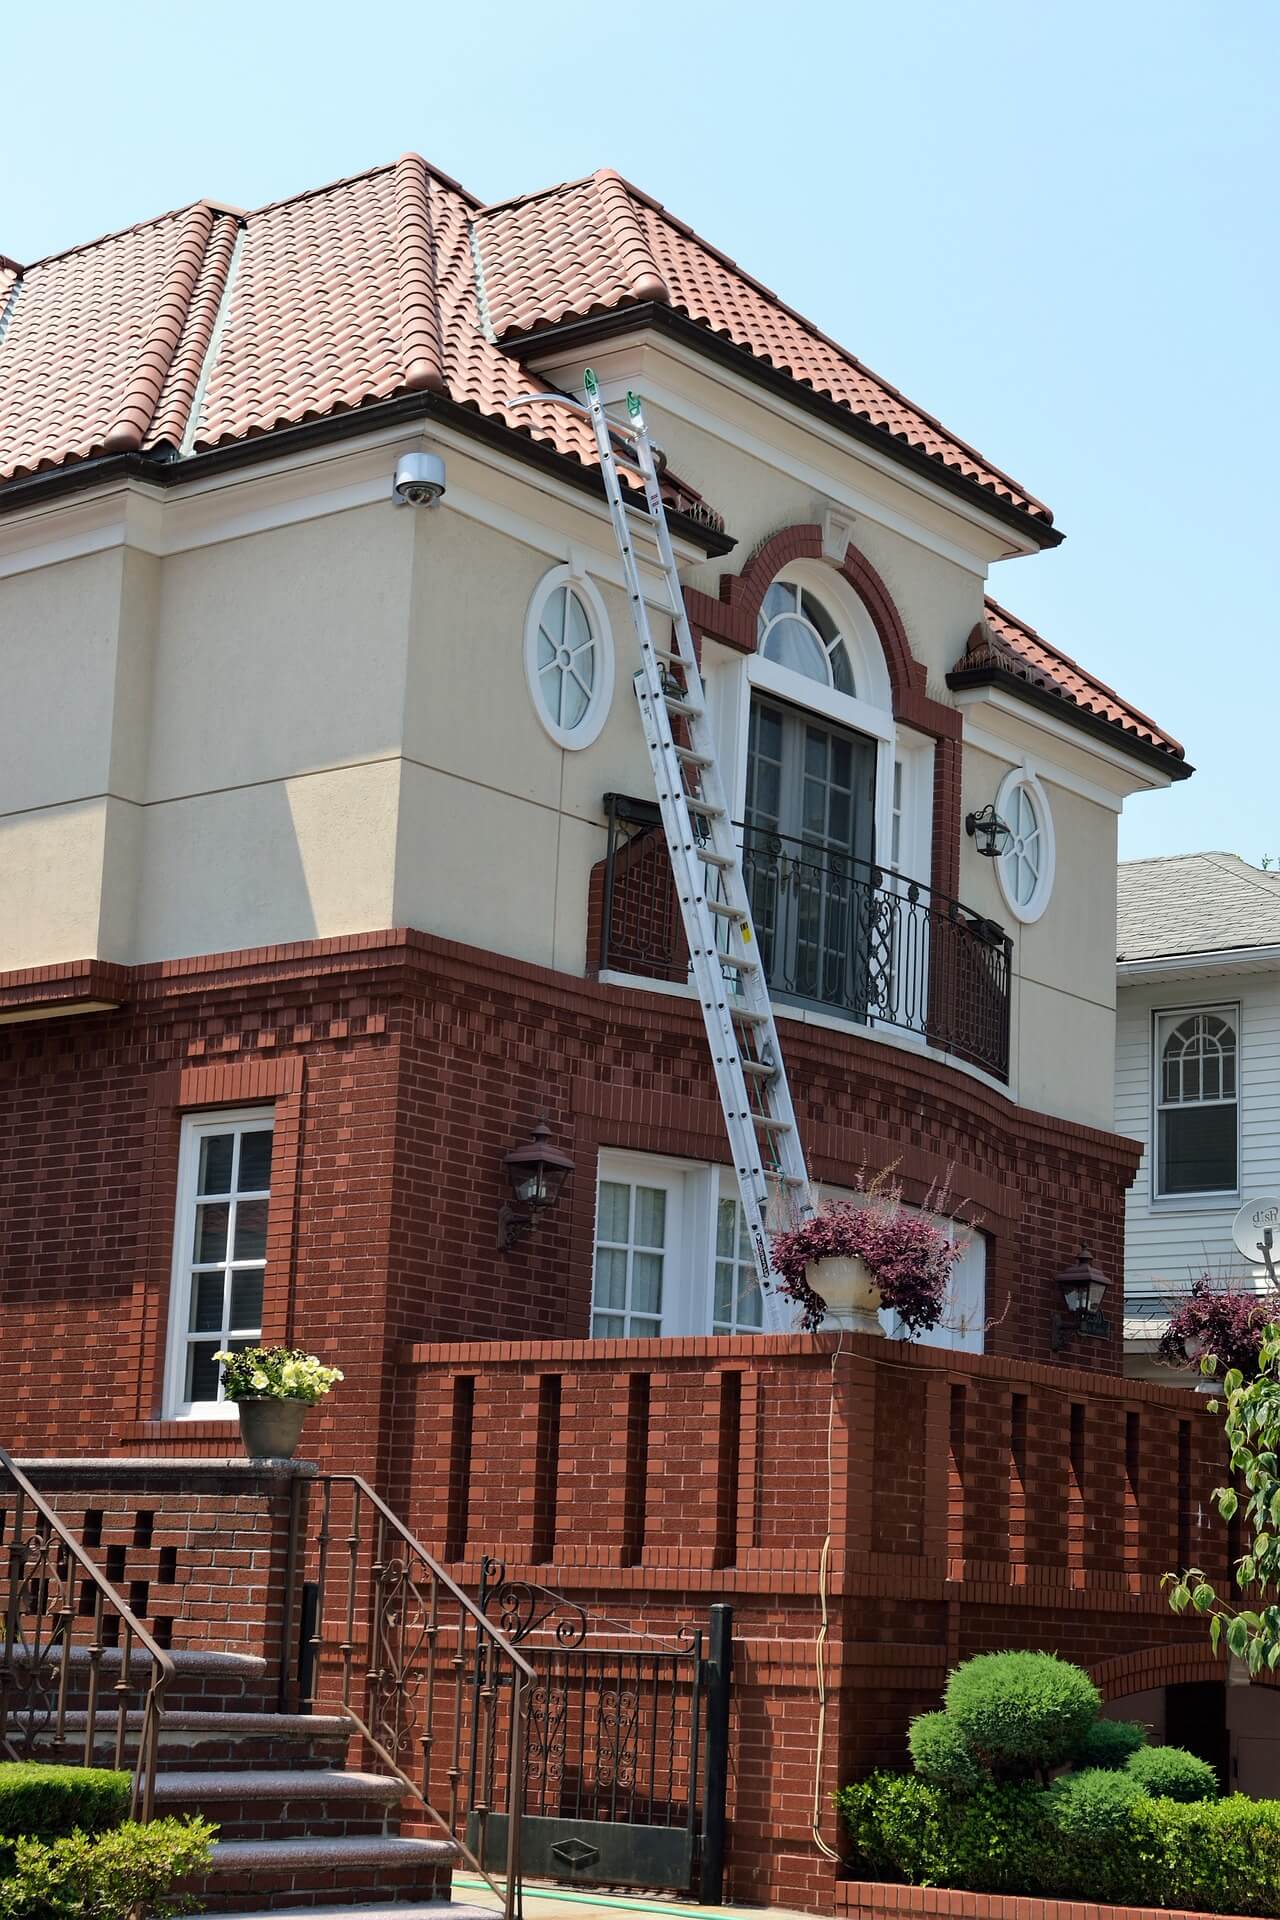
[575,372,817,1326]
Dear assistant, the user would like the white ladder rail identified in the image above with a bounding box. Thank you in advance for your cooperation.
[575,372,815,1329]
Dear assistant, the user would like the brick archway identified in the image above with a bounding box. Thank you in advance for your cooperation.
[685,523,963,897]
[1091,1642,1229,1702]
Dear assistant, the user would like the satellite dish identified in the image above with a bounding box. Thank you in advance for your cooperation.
[1232,1198,1280,1265]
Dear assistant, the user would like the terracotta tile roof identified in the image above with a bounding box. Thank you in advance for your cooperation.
[0,155,1047,533]
[472,172,1051,525]
[949,598,1187,768]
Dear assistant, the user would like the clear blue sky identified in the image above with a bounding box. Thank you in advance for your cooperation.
[4,1,1274,862]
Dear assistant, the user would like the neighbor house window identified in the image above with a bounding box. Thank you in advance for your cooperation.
[524,565,614,749]
[165,1109,274,1415]
[1155,1007,1239,1197]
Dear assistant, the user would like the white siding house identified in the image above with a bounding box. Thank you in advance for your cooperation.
[1116,853,1280,1377]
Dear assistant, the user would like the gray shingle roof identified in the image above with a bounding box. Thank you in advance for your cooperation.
[1117,853,1280,962]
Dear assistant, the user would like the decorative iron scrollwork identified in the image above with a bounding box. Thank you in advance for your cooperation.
[478,1557,588,1649]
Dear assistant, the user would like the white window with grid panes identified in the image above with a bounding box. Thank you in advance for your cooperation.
[164,1109,274,1416]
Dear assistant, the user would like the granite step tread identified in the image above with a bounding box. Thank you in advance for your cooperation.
[154,1768,404,1803]
[205,1836,459,1871]
[12,1709,349,1734]
[210,1907,495,1920]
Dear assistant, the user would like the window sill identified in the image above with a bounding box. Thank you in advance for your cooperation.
[1149,1193,1240,1213]
[117,1417,241,1447]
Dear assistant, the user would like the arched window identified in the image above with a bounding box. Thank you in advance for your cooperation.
[1156,1007,1239,1197]
[757,580,856,694]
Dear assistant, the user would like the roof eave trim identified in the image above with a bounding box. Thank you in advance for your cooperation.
[503,300,1064,551]
[1117,943,1280,980]
[946,662,1193,780]
[0,390,737,558]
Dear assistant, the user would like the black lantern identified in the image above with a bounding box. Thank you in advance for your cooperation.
[965,803,1013,859]
[1051,1246,1111,1349]
[498,1118,574,1250]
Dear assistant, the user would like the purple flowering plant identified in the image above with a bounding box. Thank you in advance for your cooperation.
[1159,1277,1280,1381]
[770,1175,963,1335]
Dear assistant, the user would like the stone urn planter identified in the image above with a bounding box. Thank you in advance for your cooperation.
[807,1254,884,1336]
[236,1397,309,1461]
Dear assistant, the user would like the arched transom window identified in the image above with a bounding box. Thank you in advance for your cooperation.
[757,581,855,695]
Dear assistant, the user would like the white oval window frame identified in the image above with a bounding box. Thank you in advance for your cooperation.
[994,766,1055,924]
[524,565,615,750]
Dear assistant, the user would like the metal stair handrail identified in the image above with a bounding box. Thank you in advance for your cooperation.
[304,1472,533,1920]
[0,1444,174,1819]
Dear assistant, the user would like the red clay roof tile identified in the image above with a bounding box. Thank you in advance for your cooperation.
[951,599,1186,765]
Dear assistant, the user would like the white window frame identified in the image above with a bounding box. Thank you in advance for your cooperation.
[590,1153,980,1347]
[1151,1003,1241,1205]
[163,1107,275,1419]
[993,766,1055,924]
[523,564,614,750]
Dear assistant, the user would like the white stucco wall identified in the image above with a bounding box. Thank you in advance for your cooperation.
[0,361,1166,1136]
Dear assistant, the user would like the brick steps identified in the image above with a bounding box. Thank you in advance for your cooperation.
[192,1834,460,1914]
[11,1707,352,1769]
[153,1767,404,1841]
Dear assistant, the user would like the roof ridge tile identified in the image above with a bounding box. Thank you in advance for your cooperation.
[392,154,447,394]
[104,202,219,455]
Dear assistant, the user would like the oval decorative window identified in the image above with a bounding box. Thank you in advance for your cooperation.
[524,566,614,749]
[994,768,1055,923]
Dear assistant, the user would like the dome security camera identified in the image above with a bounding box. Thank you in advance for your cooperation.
[393,452,446,506]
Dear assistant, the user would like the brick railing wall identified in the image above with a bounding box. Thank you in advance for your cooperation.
[13,1458,313,1693]
[395,1332,1229,1910]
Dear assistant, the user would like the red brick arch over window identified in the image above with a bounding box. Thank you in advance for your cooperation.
[1091,1642,1231,1702]
[685,525,964,897]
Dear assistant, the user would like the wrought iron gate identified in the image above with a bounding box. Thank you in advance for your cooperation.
[467,1560,731,1898]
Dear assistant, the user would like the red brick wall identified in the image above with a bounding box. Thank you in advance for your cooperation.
[0,927,1139,1475]
[396,1333,1228,1910]
[838,1885,1226,1920]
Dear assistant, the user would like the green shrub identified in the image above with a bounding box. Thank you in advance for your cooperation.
[0,1816,215,1920]
[1045,1767,1147,1903]
[944,1651,1101,1779]
[1125,1743,1219,1802]
[0,1763,130,1846]
[906,1713,985,1791]
[836,1772,1054,1894]
[1071,1715,1148,1770]
[1130,1793,1280,1915]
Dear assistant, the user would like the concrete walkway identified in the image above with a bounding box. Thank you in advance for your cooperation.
[453,1872,818,1920]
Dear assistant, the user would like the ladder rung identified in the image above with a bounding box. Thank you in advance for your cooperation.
[664,692,704,718]
[729,1004,770,1023]
[753,1114,793,1134]
[717,952,758,973]
[706,899,744,920]
[740,1058,777,1079]
[674,745,713,768]
[683,798,725,821]
[695,846,733,869]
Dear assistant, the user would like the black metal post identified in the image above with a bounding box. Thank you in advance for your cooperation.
[296,1581,319,1710]
[699,1603,732,1904]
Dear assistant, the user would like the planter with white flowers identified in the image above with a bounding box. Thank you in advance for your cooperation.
[213,1346,344,1460]
[770,1186,962,1337]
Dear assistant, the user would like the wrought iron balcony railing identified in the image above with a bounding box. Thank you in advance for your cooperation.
[598,795,1013,1081]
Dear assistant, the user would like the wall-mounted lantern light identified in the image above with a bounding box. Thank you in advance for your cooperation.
[965,802,1013,859]
[1051,1246,1111,1350]
[498,1118,574,1251]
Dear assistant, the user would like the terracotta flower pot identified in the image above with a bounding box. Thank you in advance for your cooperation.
[807,1254,884,1336]
[236,1397,309,1460]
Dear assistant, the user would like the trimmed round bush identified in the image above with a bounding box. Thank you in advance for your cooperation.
[1072,1716,1148,1770]
[1046,1767,1148,1904]
[944,1651,1101,1778]
[0,1763,131,1845]
[907,1712,986,1791]
[1126,1743,1219,1802]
